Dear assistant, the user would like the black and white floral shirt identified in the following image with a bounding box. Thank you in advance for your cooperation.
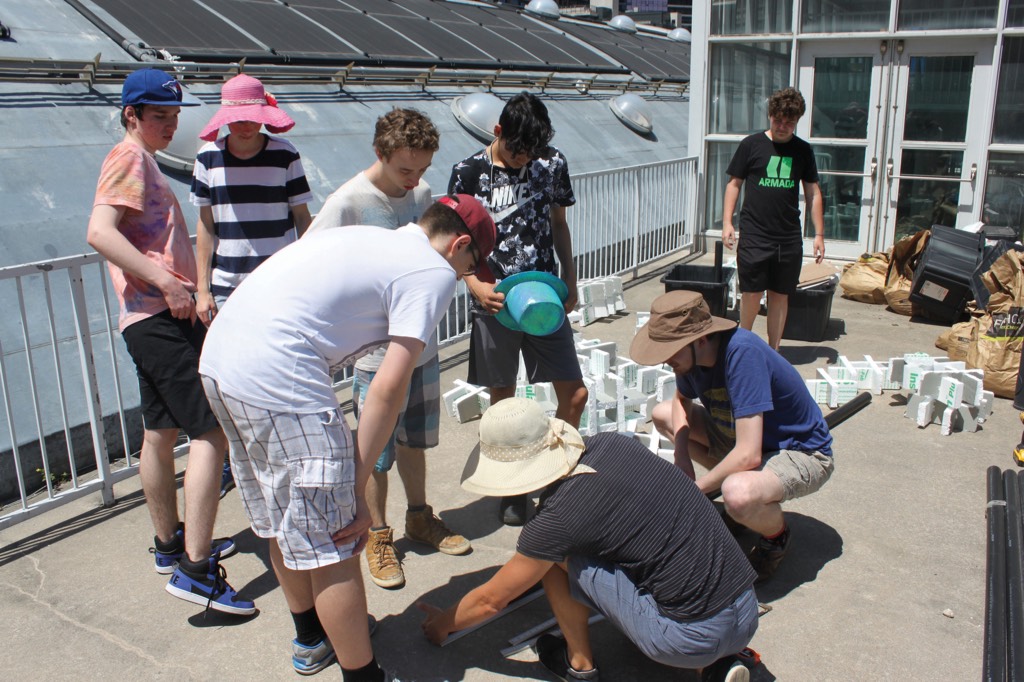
[448,146,575,284]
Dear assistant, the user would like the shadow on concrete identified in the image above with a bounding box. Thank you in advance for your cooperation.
[0,481,151,569]
[751,512,843,604]
[777,345,839,367]
[431,495,534,544]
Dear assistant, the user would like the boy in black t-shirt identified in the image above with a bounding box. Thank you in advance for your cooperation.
[722,87,825,350]
[449,92,588,527]
[419,398,757,682]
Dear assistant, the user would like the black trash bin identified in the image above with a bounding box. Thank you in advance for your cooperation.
[660,264,735,317]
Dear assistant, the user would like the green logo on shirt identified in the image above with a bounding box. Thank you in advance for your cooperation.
[759,155,795,189]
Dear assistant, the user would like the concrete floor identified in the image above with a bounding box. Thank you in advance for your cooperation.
[0,250,1013,681]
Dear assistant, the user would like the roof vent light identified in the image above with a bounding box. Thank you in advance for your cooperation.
[668,28,692,43]
[524,0,560,20]
[609,93,653,135]
[609,15,638,34]
[451,92,504,143]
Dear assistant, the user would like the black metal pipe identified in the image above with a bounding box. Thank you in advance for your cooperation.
[824,391,872,430]
[1005,470,1024,680]
[985,466,1007,681]
[714,240,723,284]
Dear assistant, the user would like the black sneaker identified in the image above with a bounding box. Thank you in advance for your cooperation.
[220,460,235,498]
[536,634,599,681]
[701,655,750,682]
[748,527,790,583]
[500,494,529,526]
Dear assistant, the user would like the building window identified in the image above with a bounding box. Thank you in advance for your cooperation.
[705,141,741,233]
[1010,0,1024,27]
[801,0,890,33]
[897,0,998,30]
[710,0,792,36]
[993,38,1024,145]
[708,42,791,135]
[984,153,1024,239]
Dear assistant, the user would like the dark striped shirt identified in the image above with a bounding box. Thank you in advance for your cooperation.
[517,432,756,621]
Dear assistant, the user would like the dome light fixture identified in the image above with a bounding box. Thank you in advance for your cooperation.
[609,15,638,34]
[524,0,560,20]
[451,92,504,143]
[668,27,692,43]
[155,87,208,173]
[609,93,653,135]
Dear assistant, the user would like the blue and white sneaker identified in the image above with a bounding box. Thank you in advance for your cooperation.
[165,557,255,615]
[151,526,238,574]
[292,638,336,676]
[220,461,235,498]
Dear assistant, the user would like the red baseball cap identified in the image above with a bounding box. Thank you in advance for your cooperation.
[438,194,497,282]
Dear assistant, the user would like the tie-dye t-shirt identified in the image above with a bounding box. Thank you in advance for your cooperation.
[93,141,198,332]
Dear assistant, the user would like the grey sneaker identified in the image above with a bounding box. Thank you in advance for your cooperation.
[292,638,336,676]
[701,655,750,682]
[748,527,791,583]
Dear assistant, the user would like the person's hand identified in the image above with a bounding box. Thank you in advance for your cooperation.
[562,275,578,313]
[722,224,737,251]
[417,602,451,645]
[813,234,825,264]
[468,278,505,314]
[331,495,371,555]
[196,291,217,327]
[159,275,196,320]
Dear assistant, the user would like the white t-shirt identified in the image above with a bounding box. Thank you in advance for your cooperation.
[200,224,456,413]
[308,172,432,235]
[306,172,436,371]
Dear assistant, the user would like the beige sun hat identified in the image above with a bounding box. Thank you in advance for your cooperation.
[461,398,590,497]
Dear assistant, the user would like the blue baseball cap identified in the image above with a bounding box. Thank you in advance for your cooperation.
[121,68,199,108]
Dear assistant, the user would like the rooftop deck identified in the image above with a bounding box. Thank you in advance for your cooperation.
[0,251,1005,681]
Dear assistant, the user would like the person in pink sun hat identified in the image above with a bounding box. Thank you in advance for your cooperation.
[190,74,314,499]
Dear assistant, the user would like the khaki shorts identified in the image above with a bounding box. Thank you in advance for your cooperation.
[701,404,834,501]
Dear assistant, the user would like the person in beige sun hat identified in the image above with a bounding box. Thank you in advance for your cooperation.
[633,289,834,585]
[419,397,759,682]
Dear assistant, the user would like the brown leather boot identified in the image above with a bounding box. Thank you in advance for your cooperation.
[405,505,471,556]
[365,527,404,589]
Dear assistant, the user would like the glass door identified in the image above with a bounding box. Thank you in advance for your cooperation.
[798,37,993,258]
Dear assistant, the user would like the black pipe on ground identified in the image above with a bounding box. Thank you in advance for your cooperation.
[985,465,1007,682]
[824,391,872,430]
[1004,470,1024,680]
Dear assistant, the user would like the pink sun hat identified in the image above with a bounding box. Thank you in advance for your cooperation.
[198,74,295,141]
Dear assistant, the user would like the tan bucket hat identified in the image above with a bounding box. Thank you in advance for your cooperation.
[461,398,589,497]
[630,290,737,366]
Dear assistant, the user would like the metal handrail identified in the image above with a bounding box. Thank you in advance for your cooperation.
[0,157,699,529]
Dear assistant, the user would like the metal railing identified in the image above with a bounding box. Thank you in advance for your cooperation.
[0,156,699,529]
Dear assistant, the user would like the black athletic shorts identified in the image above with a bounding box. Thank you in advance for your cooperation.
[468,311,583,388]
[737,241,803,295]
[121,310,220,438]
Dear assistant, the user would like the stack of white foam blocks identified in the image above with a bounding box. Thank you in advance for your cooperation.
[804,352,994,436]
[568,276,627,327]
[442,333,676,437]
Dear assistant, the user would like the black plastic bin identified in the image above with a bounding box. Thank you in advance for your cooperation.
[782,280,836,342]
[661,264,735,317]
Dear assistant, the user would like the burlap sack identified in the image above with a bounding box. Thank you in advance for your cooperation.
[966,251,1024,398]
[884,230,930,316]
[840,252,889,304]
[935,319,975,362]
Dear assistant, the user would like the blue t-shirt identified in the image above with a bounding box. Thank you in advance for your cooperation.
[675,328,832,456]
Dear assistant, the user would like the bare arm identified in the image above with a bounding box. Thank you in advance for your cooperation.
[330,335,423,550]
[194,205,217,326]
[419,552,553,644]
[292,203,313,238]
[670,391,697,480]
[87,204,195,319]
[804,180,825,263]
[551,204,578,312]
[695,413,763,494]
[722,176,743,250]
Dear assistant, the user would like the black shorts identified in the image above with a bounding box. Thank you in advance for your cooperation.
[121,311,220,438]
[737,241,803,295]
[467,311,583,388]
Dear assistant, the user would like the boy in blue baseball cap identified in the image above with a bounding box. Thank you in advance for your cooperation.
[87,68,253,616]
